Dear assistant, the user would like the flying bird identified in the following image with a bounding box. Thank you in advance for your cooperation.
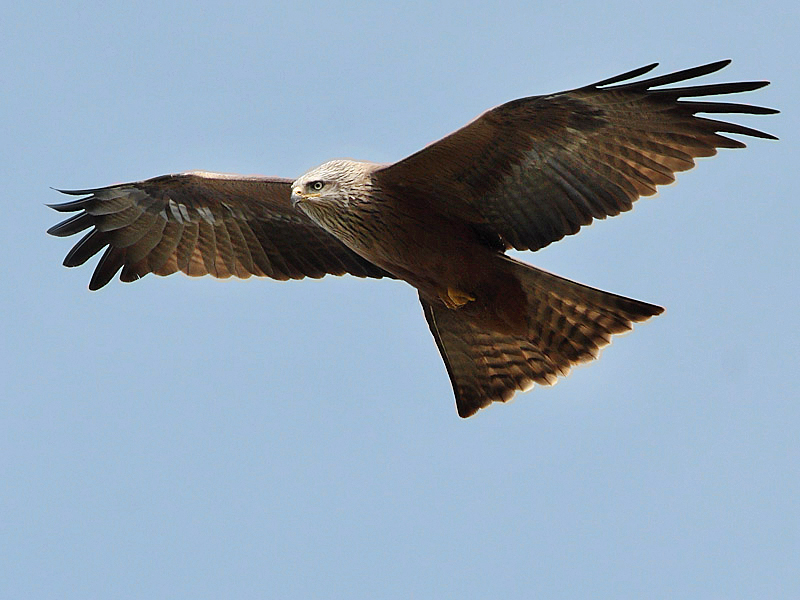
[48,60,776,417]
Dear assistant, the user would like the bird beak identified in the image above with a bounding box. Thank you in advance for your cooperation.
[291,189,305,207]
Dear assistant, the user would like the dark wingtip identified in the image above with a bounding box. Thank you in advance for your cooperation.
[748,80,771,91]
[48,187,102,213]
[47,199,92,212]
[683,59,732,77]
[755,130,779,141]
[646,60,730,88]
[47,212,93,237]
[51,186,100,196]
[590,60,737,91]
[61,230,107,267]
[590,62,659,87]
[88,247,125,290]
[705,58,732,71]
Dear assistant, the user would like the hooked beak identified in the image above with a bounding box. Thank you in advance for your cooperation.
[292,188,323,208]
[291,188,305,207]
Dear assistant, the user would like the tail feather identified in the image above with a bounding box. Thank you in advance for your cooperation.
[421,258,662,418]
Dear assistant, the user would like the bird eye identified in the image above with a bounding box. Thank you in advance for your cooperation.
[309,180,325,192]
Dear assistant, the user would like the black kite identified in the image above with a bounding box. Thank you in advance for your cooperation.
[48,60,776,417]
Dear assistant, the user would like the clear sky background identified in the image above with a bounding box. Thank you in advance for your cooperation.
[2,1,798,598]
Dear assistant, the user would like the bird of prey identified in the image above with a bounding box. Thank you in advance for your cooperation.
[48,60,776,417]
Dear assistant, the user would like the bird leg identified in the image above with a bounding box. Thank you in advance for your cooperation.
[440,287,476,309]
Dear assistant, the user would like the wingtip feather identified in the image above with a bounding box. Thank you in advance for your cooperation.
[590,62,659,87]
[47,198,93,212]
[52,186,99,196]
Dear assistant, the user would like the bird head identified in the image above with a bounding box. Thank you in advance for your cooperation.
[291,159,376,209]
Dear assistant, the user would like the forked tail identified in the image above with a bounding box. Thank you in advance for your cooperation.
[421,257,663,417]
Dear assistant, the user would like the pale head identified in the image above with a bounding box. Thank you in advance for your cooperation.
[291,159,378,206]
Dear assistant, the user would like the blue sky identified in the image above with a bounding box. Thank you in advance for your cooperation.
[2,1,798,598]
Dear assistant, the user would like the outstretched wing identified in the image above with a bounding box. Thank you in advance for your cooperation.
[48,171,391,290]
[376,60,777,252]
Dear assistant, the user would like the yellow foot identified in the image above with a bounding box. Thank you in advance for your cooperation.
[440,287,475,309]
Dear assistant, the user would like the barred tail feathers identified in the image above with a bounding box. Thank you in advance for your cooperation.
[421,257,662,417]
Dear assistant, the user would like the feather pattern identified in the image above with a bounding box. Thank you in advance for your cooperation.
[421,260,664,417]
[376,60,777,252]
[48,171,391,289]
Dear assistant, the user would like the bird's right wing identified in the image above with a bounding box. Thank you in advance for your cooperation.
[48,171,392,290]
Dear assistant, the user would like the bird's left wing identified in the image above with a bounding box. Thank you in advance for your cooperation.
[48,171,391,290]
[375,60,777,252]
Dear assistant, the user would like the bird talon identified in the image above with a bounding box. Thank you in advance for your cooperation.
[440,287,475,309]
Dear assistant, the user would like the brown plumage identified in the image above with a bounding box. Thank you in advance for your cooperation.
[48,60,776,417]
